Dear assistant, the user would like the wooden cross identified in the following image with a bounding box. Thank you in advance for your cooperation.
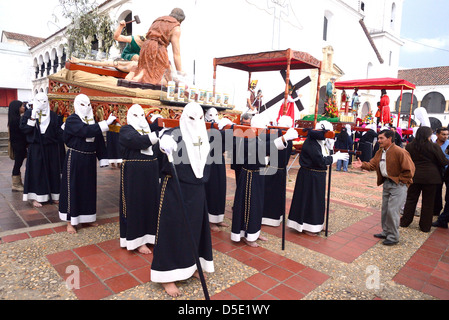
[193,136,203,158]
[37,111,46,123]
[261,71,311,112]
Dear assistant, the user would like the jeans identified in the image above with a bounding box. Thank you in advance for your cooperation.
[336,160,348,172]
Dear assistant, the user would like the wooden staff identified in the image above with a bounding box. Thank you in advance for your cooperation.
[155,118,335,138]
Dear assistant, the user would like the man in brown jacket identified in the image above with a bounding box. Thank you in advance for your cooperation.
[353,129,415,245]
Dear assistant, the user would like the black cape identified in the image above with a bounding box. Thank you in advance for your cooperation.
[262,130,293,227]
[150,128,214,283]
[20,109,63,202]
[205,127,227,223]
[229,130,283,242]
[106,128,122,164]
[287,136,333,233]
[58,114,108,225]
[119,125,160,251]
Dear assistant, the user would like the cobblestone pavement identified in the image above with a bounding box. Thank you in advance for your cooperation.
[1,152,449,304]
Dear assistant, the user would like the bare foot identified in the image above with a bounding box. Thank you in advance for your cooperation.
[67,223,77,234]
[193,270,207,280]
[258,235,268,241]
[209,223,220,232]
[83,222,99,228]
[137,244,151,254]
[162,282,181,298]
[32,200,42,208]
[217,221,229,228]
[304,231,318,237]
[243,238,259,247]
[53,200,59,204]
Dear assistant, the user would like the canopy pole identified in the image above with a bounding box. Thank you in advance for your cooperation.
[213,58,217,96]
[282,49,292,116]
[408,89,414,128]
[397,86,403,128]
[313,62,322,128]
[248,72,252,91]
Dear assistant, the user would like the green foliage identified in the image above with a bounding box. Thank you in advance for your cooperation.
[59,0,117,59]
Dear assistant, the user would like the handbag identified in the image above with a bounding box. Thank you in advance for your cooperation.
[8,128,14,160]
[8,140,14,160]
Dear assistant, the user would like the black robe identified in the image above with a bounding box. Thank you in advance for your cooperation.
[107,127,122,165]
[119,125,160,251]
[151,128,214,283]
[357,129,378,161]
[58,114,108,225]
[262,130,293,227]
[287,135,333,233]
[229,130,284,242]
[20,109,63,202]
[205,127,227,224]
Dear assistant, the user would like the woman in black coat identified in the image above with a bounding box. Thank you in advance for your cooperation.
[8,100,27,191]
[400,126,449,232]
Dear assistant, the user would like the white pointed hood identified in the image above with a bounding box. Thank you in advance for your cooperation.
[180,102,210,179]
[33,92,50,134]
[74,94,95,125]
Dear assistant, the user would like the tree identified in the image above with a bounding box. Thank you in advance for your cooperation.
[59,0,116,59]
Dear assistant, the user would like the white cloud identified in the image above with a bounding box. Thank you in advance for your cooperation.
[402,36,449,53]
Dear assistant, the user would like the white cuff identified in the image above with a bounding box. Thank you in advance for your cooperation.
[148,131,159,145]
[274,137,287,150]
[99,159,109,167]
[27,119,36,127]
[98,121,109,133]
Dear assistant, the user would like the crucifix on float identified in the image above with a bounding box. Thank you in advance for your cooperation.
[262,70,311,112]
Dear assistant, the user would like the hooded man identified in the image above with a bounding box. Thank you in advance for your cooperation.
[262,115,295,227]
[59,94,116,234]
[229,113,299,247]
[20,92,64,208]
[287,121,349,235]
[151,102,214,298]
[119,104,161,254]
[204,107,229,231]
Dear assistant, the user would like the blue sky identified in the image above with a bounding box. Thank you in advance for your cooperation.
[399,0,449,69]
[0,0,447,70]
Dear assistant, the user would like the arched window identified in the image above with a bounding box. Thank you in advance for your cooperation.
[323,11,333,42]
[323,16,328,41]
[422,92,446,113]
[367,62,373,78]
[390,3,397,31]
[395,92,418,117]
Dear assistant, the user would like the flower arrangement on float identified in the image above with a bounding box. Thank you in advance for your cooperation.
[324,99,339,118]
[363,111,374,124]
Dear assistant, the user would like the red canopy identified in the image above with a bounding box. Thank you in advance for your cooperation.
[334,77,416,91]
[213,49,323,126]
[213,49,321,72]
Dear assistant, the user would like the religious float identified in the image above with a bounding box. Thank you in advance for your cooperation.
[47,61,241,127]
[334,77,416,132]
[47,49,415,150]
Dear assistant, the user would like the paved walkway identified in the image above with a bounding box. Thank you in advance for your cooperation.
[1,153,449,302]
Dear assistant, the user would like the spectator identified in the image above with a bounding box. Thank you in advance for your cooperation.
[7,100,27,192]
[400,126,449,232]
[353,129,415,245]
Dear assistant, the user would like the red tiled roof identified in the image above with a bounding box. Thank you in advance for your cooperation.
[2,31,45,47]
[398,66,449,86]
